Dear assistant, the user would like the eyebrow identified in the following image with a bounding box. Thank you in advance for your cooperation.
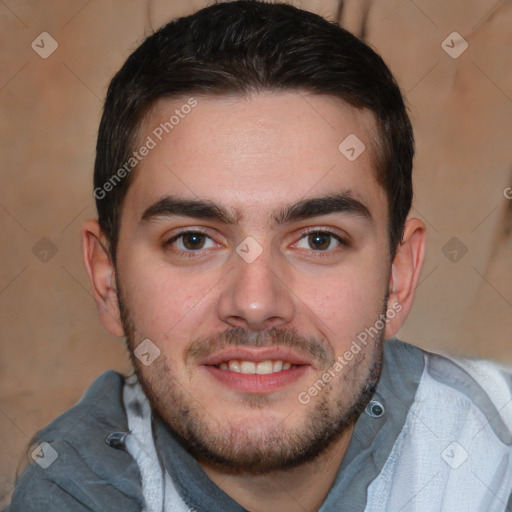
[139,190,373,227]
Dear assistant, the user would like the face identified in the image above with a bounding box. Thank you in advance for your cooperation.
[114,91,393,475]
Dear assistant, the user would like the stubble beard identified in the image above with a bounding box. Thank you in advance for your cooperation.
[116,277,386,476]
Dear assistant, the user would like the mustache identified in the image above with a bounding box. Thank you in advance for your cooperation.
[185,326,332,367]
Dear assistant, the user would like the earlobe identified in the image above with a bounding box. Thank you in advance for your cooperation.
[81,220,125,336]
[384,218,426,339]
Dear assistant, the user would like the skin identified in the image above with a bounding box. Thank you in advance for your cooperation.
[82,91,426,512]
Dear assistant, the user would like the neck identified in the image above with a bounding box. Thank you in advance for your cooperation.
[199,422,355,512]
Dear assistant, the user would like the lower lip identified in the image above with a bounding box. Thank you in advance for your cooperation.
[202,365,310,394]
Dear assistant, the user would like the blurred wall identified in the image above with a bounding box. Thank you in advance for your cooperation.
[1,0,511,505]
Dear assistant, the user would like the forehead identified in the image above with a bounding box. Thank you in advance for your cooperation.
[123,91,386,226]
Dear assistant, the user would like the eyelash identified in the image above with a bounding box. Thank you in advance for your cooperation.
[163,227,349,259]
[294,228,349,258]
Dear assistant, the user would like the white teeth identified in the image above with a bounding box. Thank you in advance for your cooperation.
[228,360,240,372]
[240,361,256,374]
[256,360,273,375]
[217,359,295,372]
[272,360,283,372]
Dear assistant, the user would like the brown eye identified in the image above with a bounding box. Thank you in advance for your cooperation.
[181,232,207,250]
[164,230,217,256]
[307,232,332,251]
[293,228,349,258]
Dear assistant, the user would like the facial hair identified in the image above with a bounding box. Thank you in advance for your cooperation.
[116,274,386,476]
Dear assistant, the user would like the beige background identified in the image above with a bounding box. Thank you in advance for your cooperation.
[1,0,511,506]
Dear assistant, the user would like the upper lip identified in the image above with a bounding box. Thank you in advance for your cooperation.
[199,347,315,368]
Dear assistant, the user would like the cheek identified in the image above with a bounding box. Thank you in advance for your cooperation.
[119,258,214,340]
[300,257,389,340]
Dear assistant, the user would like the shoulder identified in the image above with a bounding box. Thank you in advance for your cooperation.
[368,340,512,510]
[398,339,512,441]
[6,371,144,512]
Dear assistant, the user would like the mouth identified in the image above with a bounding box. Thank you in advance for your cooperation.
[213,359,298,374]
[199,347,313,394]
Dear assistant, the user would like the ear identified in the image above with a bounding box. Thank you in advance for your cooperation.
[81,219,125,336]
[384,218,426,338]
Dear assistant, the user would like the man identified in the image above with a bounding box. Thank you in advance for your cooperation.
[7,1,512,511]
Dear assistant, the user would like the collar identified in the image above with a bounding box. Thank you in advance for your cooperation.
[151,338,425,512]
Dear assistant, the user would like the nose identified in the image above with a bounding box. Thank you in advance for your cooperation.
[216,241,295,331]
